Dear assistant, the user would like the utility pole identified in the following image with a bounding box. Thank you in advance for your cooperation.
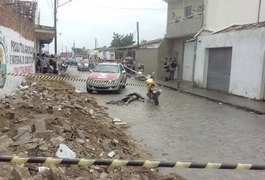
[95,38,97,49]
[54,0,72,55]
[258,0,262,22]
[54,0,57,55]
[137,22,140,49]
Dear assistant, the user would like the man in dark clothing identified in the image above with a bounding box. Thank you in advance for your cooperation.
[49,55,58,74]
[106,93,145,105]
[163,57,170,81]
[35,54,41,73]
[169,57,178,80]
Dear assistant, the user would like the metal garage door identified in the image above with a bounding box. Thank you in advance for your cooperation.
[183,41,195,82]
[207,48,232,93]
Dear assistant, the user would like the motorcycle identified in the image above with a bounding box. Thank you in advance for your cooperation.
[135,69,146,81]
[146,76,162,105]
[59,63,68,72]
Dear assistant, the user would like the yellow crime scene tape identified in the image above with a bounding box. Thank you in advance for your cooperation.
[0,156,264,170]
[6,73,146,87]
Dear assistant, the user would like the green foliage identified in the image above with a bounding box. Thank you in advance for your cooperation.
[110,33,135,47]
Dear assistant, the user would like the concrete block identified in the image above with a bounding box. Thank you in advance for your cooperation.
[0,136,13,151]
[51,125,64,135]
[62,122,72,132]
[6,111,15,120]
[33,119,46,132]
[33,130,53,140]
[50,136,65,146]
[13,126,32,141]
[74,103,84,110]
[11,166,33,180]
[49,165,67,180]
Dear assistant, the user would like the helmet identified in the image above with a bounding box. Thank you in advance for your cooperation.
[145,78,155,88]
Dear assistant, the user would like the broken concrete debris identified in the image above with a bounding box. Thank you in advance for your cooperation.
[50,136,65,146]
[107,151,116,158]
[11,166,33,180]
[113,118,121,122]
[0,136,13,152]
[89,109,94,115]
[0,79,185,180]
[56,144,77,159]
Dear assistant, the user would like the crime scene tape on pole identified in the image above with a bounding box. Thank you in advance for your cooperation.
[0,156,265,170]
[6,73,146,87]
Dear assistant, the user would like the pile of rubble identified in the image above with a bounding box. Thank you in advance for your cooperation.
[0,78,184,180]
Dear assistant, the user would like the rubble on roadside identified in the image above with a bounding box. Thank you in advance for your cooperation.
[0,79,185,180]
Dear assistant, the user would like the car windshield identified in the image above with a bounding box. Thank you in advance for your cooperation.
[94,65,119,73]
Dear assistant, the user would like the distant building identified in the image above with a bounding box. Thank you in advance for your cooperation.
[60,52,72,58]
[95,47,116,60]
[115,38,163,59]
[72,47,88,59]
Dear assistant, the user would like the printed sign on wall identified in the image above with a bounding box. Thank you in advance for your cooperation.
[0,31,7,88]
[9,40,34,74]
[0,26,34,89]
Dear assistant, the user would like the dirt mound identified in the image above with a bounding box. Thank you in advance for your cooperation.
[0,78,185,180]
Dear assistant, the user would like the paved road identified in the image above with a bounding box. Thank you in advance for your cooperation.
[68,67,265,180]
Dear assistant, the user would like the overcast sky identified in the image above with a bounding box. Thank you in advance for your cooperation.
[38,0,168,54]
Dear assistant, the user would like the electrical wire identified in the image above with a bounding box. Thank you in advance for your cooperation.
[46,0,51,10]
[50,0,54,9]
[76,0,166,11]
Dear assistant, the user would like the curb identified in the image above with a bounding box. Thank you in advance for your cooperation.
[158,83,265,115]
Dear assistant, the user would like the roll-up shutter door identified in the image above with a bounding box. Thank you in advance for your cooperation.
[207,48,232,93]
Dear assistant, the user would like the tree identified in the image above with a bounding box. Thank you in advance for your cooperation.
[110,33,135,47]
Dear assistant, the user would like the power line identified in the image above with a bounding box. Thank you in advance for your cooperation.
[50,0,54,9]
[100,6,167,10]
[42,0,54,25]
[46,0,51,10]
[77,1,166,11]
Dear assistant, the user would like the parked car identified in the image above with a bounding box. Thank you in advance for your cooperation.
[77,61,90,71]
[86,62,127,93]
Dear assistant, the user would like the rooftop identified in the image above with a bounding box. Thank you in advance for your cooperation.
[115,38,163,50]
[214,21,265,34]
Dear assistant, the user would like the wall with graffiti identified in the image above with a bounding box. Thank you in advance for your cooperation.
[0,26,34,93]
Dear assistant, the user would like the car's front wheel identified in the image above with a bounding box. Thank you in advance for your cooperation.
[86,87,93,93]
[121,79,126,89]
[116,86,122,94]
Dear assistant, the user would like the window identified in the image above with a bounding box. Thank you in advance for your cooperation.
[94,65,119,73]
[184,5,192,17]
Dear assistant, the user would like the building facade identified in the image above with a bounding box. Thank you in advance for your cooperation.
[0,0,36,92]
[195,22,265,100]
[159,0,265,99]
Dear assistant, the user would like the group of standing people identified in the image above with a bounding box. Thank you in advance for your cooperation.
[163,57,178,81]
[35,54,58,74]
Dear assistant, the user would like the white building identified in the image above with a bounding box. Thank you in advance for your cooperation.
[195,23,265,99]
[95,47,116,60]
[158,0,265,99]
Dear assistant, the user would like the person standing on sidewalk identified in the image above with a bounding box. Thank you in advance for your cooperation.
[40,54,48,74]
[169,57,177,80]
[163,57,170,81]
